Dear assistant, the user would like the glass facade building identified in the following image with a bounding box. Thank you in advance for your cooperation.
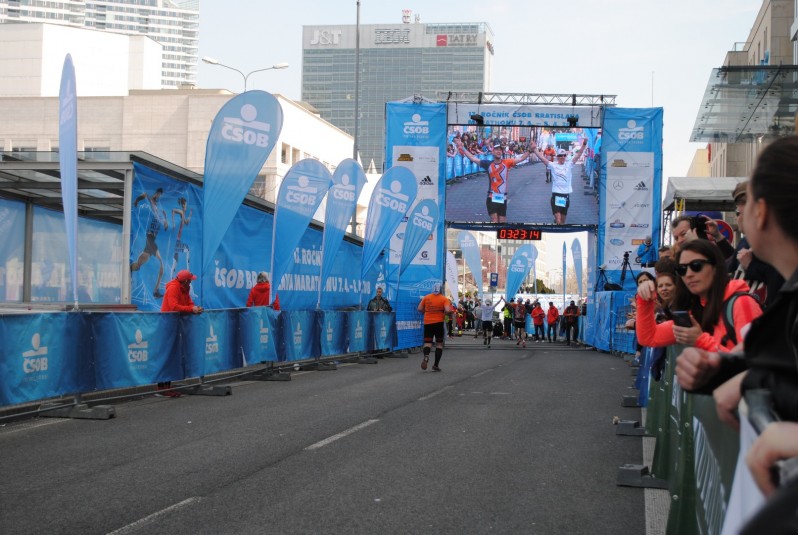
[0,0,199,88]
[302,21,493,172]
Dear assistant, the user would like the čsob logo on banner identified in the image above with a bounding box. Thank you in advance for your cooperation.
[206,326,219,356]
[286,176,320,206]
[294,323,302,346]
[412,206,434,231]
[332,181,356,202]
[376,181,410,213]
[23,333,48,374]
[403,113,430,137]
[221,104,272,147]
[618,120,644,142]
[128,329,148,363]
[510,260,526,274]
[260,319,269,344]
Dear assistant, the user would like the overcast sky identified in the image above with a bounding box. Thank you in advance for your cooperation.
[197,0,762,272]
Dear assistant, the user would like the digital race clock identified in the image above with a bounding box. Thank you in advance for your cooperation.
[496,228,542,241]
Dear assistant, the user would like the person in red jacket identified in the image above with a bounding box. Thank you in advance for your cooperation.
[531,302,545,342]
[246,272,280,310]
[635,240,762,353]
[546,301,560,343]
[158,269,203,397]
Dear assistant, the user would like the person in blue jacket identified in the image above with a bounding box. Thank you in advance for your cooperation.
[636,236,657,267]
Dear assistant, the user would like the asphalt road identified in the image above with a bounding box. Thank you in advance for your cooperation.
[0,337,646,535]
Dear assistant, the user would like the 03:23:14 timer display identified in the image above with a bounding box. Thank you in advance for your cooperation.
[495,228,542,241]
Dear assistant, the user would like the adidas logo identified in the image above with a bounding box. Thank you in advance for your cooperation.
[419,175,434,186]
[634,181,649,191]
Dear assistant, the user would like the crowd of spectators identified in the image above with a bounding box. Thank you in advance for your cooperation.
[622,137,798,532]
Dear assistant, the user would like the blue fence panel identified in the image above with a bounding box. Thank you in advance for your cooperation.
[182,310,240,377]
[372,311,396,350]
[92,312,181,390]
[0,312,90,405]
[347,310,371,353]
[239,307,281,364]
[593,292,613,351]
[611,291,637,354]
[319,310,348,356]
[281,310,320,361]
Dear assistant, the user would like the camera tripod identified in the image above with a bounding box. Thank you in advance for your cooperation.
[594,268,610,292]
[619,251,637,287]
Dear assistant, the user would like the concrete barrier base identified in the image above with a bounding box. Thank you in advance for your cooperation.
[40,402,116,420]
[616,464,668,488]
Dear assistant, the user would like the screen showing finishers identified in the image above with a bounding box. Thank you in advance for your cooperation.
[444,125,601,226]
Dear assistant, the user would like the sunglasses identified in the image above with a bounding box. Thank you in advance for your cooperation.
[675,259,714,276]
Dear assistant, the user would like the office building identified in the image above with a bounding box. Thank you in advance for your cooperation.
[303,15,493,171]
[0,0,199,88]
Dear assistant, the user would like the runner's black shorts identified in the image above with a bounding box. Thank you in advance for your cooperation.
[486,197,507,217]
[423,322,445,344]
[550,193,570,215]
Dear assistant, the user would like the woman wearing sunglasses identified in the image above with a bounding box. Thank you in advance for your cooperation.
[635,239,762,352]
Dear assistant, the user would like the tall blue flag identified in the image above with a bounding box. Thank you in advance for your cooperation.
[271,159,333,305]
[571,239,583,297]
[318,158,366,307]
[400,199,439,275]
[202,90,283,273]
[360,166,418,284]
[457,230,483,302]
[505,244,537,300]
[58,54,78,306]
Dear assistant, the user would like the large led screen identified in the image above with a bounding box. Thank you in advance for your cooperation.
[444,125,601,226]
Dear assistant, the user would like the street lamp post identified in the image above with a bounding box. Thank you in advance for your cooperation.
[202,57,289,92]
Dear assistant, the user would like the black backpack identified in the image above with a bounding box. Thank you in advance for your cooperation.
[720,291,762,347]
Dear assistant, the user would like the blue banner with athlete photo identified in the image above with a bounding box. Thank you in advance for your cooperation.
[571,239,583,298]
[505,244,537,300]
[58,54,79,306]
[372,311,396,350]
[131,162,203,310]
[319,159,366,307]
[360,166,418,285]
[0,313,90,405]
[202,91,283,275]
[400,199,438,275]
[182,310,239,377]
[598,108,663,290]
[281,310,319,361]
[347,310,371,353]
[457,230,483,301]
[319,310,347,356]
[239,307,281,364]
[91,312,181,389]
[271,159,333,306]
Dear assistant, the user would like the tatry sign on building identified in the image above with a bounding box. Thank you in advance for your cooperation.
[436,34,478,47]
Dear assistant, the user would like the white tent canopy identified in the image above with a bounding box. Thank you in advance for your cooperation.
[663,177,747,211]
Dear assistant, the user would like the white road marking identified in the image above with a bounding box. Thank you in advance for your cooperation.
[418,386,453,401]
[106,497,201,535]
[305,419,379,451]
[471,370,494,378]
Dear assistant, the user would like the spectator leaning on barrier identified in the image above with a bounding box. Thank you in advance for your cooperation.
[672,137,798,511]
[159,269,203,397]
[366,286,392,312]
[636,239,762,353]
[246,272,280,310]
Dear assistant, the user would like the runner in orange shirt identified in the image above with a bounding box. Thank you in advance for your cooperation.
[455,137,531,223]
[418,282,453,371]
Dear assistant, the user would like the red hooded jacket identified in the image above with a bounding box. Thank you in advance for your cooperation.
[161,279,196,313]
[246,282,280,310]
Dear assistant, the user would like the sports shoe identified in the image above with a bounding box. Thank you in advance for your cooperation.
[421,356,429,370]
[432,366,441,372]
[516,339,521,346]
[522,341,526,348]
[164,389,182,398]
